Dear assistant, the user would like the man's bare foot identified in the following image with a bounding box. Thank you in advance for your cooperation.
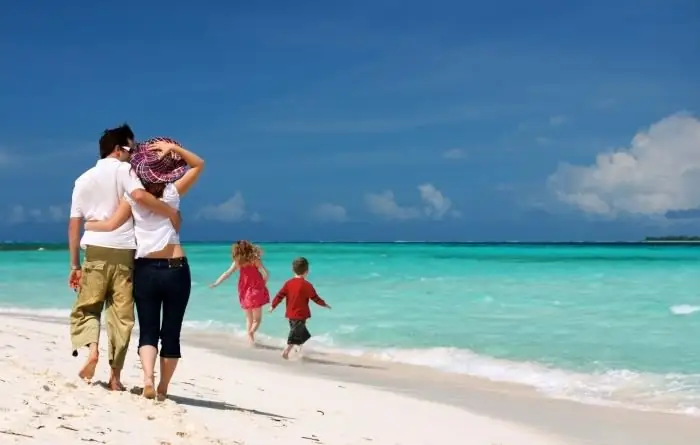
[108,379,126,391]
[78,351,99,382]
[108,369,126,391]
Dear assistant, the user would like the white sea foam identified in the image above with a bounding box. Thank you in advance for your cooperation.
[0,306,70,318]
[178,318,700,416]
[670,304,700,315]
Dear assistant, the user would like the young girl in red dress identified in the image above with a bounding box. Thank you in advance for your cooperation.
[210,240,270,344]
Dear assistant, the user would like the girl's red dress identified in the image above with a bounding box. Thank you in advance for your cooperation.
[238,265,270,309]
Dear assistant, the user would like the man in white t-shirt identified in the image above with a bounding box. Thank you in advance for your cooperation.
[68,124,180,391]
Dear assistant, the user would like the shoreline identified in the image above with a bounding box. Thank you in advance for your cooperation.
[10,307,700,419]
[0,314,565,445]
[3,314,700,444]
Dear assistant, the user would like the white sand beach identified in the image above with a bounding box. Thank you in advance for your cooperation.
[2,314,700,445]
[0,314,564,445]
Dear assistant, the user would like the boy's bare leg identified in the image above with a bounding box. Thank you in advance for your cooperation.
[282,344,293,360]
[78,343,99,382]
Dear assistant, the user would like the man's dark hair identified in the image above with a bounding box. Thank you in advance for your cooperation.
[98,123,135,159]
[292,257,309,275]
[113,123,134,143]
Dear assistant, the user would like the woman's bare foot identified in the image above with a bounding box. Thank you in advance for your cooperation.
[142,377,156,399]
[78,350,99,382]
[142,385,156,399]
[156,384,168,402]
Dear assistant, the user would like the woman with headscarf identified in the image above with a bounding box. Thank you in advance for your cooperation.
[86,137,204,400]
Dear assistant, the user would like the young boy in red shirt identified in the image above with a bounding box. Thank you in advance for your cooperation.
[270,257,331,359]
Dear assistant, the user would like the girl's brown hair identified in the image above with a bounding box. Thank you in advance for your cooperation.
[232,240,262,266]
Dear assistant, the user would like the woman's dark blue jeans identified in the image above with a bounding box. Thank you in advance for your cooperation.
[133,257,191,358]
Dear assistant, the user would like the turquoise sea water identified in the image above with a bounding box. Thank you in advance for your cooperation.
[1,243,699,414]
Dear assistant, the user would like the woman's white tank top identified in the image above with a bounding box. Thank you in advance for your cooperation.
[125,183,181,259]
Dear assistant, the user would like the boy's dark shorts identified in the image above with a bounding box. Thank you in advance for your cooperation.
[288,319,311,345]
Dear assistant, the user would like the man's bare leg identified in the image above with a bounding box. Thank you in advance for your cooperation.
[156,357,179,401]
[108,367,126,391]
[78,343,99,382]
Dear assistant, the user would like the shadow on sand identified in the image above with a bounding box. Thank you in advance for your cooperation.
[253,344,383,370]
[126,385,292,421]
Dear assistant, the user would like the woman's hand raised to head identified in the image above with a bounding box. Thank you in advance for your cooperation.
[147,140,180,159]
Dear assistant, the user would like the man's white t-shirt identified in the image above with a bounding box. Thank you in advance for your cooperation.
[70,158,144,250]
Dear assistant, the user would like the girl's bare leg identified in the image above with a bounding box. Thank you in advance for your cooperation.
[244,310,254,344]
[249,307,263,343]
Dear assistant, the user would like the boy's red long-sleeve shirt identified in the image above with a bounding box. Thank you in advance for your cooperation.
[271,277,328,320]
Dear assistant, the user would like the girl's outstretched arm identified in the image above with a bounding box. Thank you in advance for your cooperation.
[85,199,132,232]
[209,262,238,288]
[256,259,269,283]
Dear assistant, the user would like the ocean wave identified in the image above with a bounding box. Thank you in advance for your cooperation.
[670,304,700,315]
[3,307,698,416]
[0,306,70,318]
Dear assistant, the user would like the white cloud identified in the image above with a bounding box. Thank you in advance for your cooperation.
[3,205,66,224]
[196,192,260,222]
[442,148,467,160]
[548,113,700,217]
[312,203,347,222]
[549,115,567,126]
[365,191,421,220]
[0,149,11,167]
[365,183,458,220]
[418,184,457,219]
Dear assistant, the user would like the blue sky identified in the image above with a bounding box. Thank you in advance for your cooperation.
[1,0,699,242]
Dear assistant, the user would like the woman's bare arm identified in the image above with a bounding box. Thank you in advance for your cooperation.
[85,199,132,232]
[147,141,205,197]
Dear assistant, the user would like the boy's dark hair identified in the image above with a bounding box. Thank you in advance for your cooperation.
[292,257,309,275]
[98,123,135,159]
